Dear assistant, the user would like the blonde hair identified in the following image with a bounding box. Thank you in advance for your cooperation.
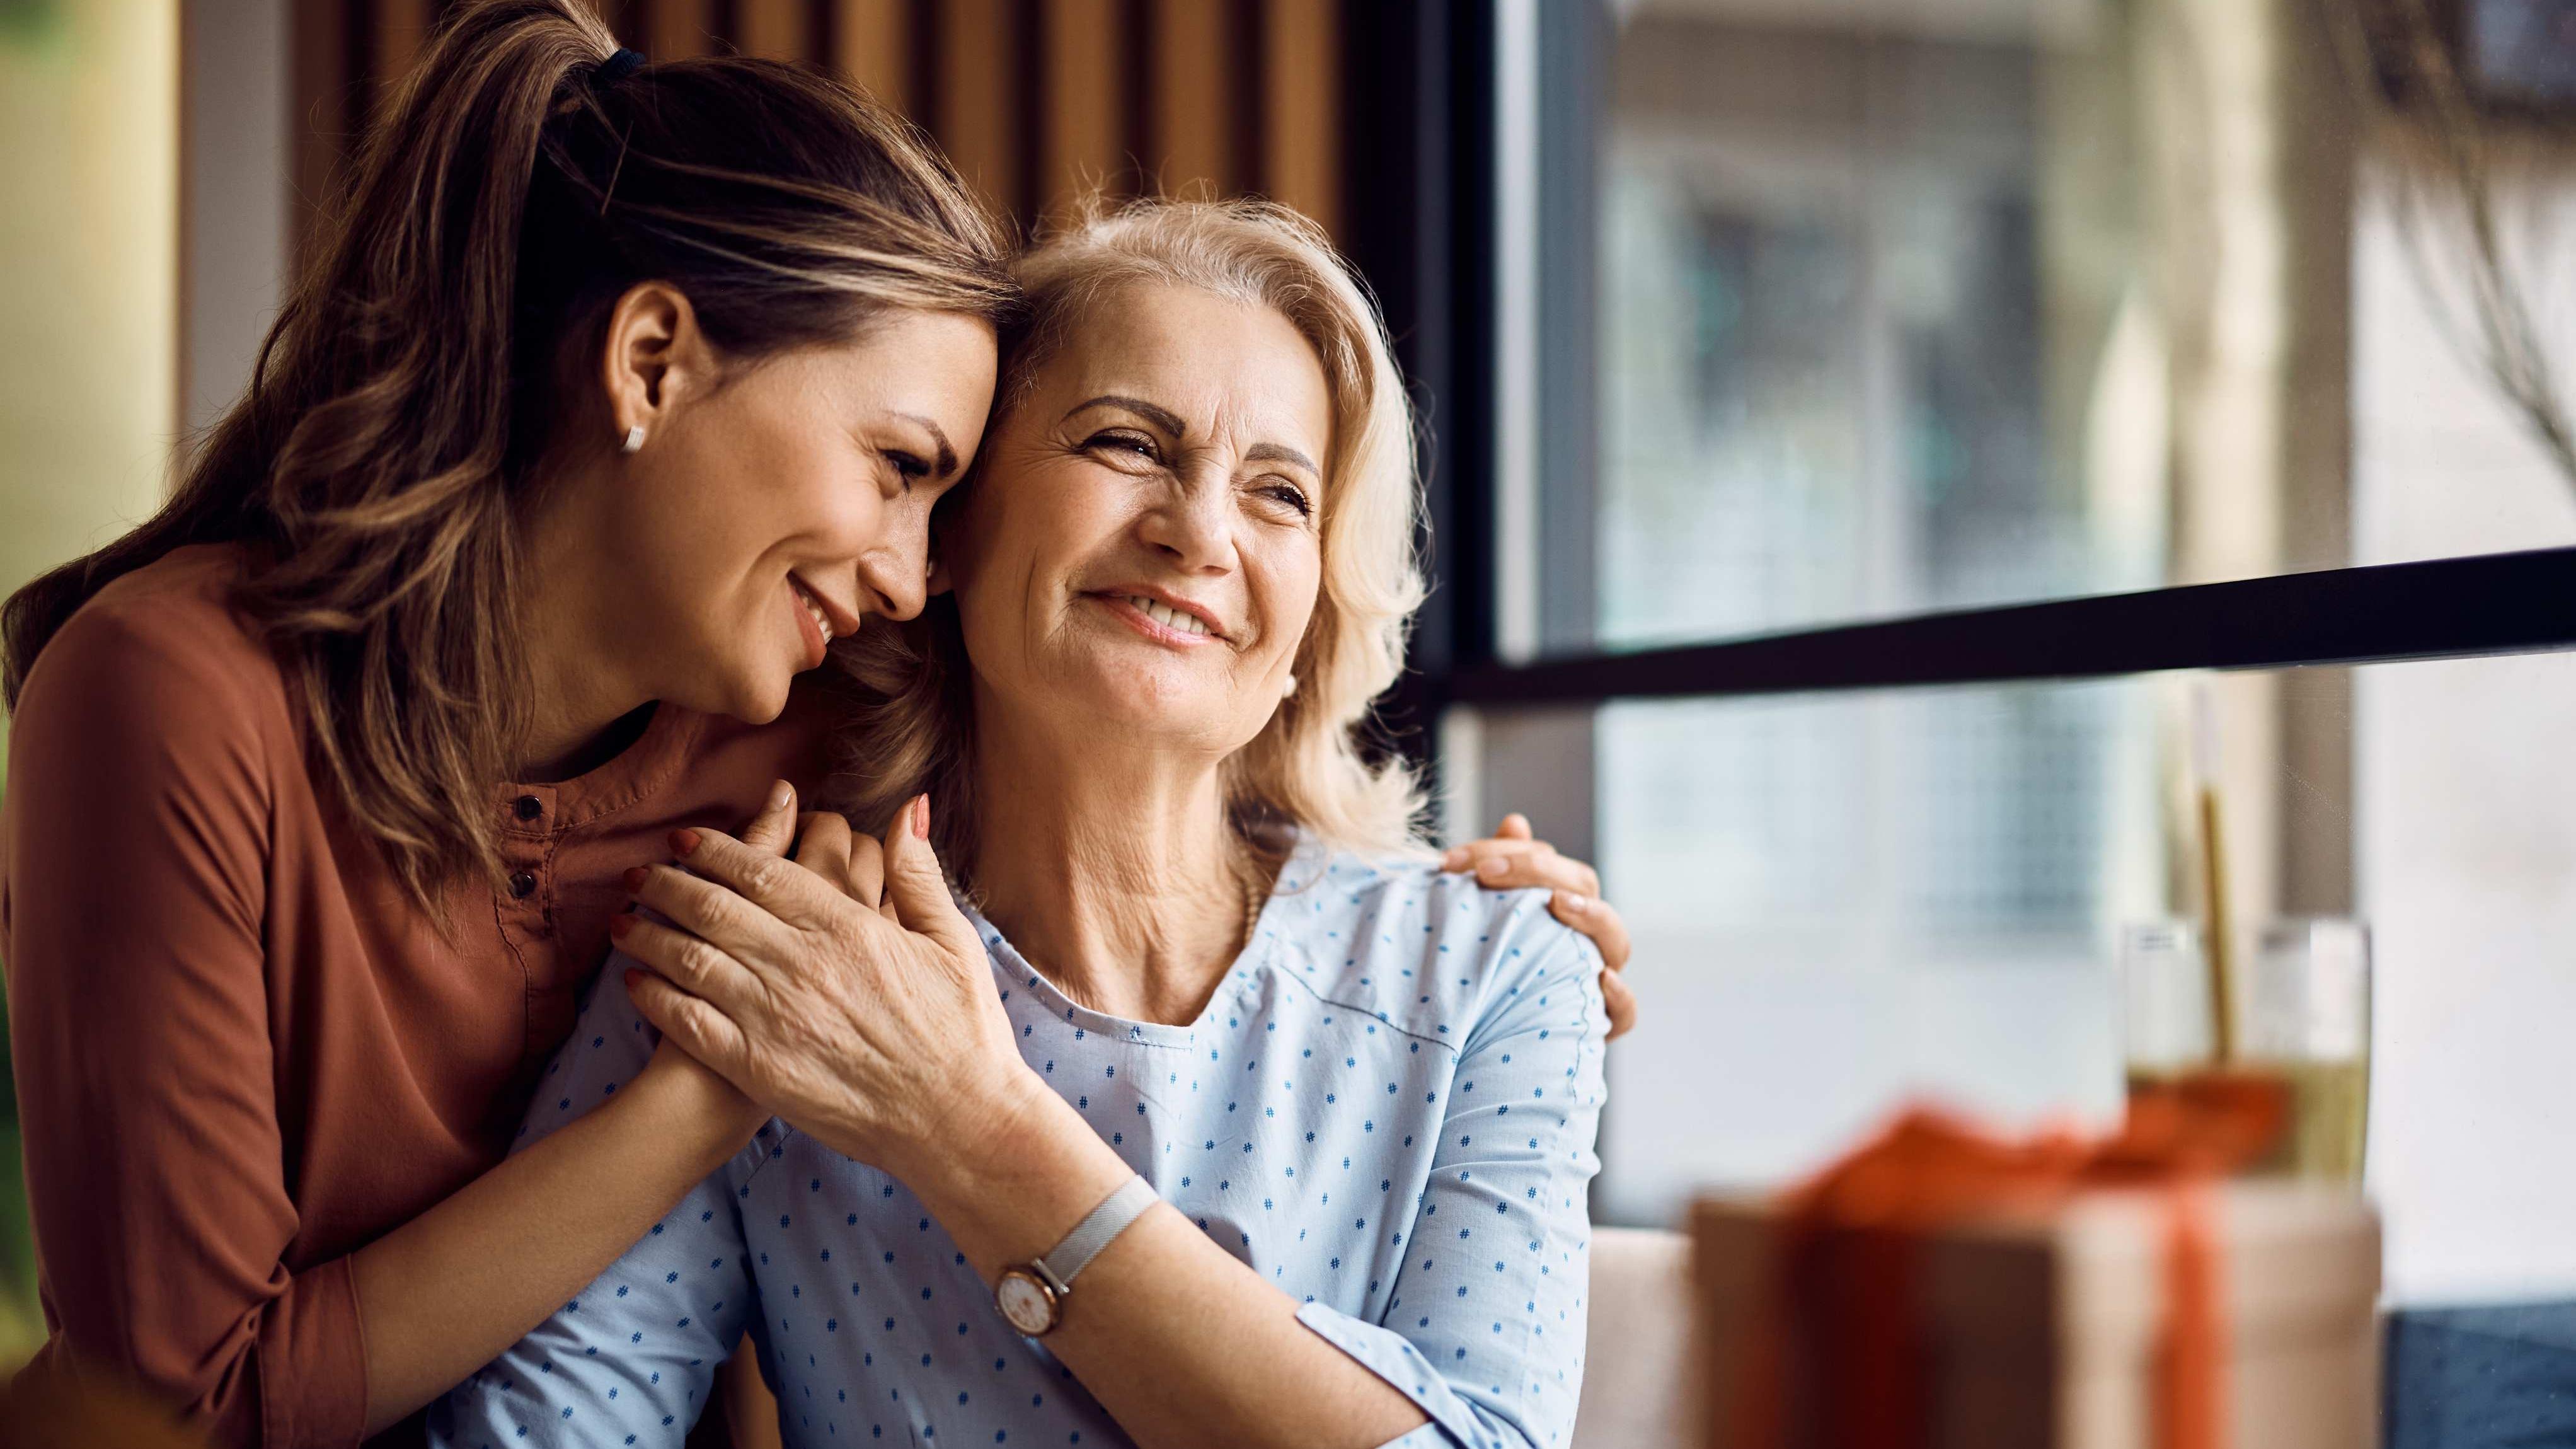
[827,197,1429,877]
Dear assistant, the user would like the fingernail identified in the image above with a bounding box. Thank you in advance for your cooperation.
[669,828,700,856]
[607,913,634,939]
[623,867,649,892]
[1477,857,1507,879]
[1555,891,1591,916]
[1441,848,1466,871]
[622,967,643,990]
[767,779,794,812]
[912,794,931,840]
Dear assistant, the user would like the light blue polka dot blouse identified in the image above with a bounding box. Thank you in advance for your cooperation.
[431,836,1607,1449]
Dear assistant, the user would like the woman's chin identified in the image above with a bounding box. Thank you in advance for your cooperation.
[688,662,796,727]
[1030,671,1263,753]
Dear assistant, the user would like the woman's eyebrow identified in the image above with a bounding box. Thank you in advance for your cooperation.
[1244,442,1318,475]
[892,413,961,478]
[1063,394,1188,437]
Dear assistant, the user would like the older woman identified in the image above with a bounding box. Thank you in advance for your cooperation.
[435,200,1606,1449]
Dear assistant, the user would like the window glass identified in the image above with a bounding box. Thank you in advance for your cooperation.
[1557,0,2576,655]
[1580,649,2576,1306]
[1589,3,2159,651]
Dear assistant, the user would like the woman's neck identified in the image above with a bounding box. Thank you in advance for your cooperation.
[967,700,1265,1027]
[512,470,657,782]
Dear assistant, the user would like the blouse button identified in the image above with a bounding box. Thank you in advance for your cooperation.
[514,794,543,821]
[509,871,538,899]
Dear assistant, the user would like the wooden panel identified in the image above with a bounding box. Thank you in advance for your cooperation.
[371,0,434,118]
[1038,0,1123,221]
[1262,0,1337,237]
[589,0,645,49]
[738,0,810,59]
[936,0,1023,219]
[290,0,350,268]
[833,0,913,113]
[1148,0,1228,195]
[649,0,719,59]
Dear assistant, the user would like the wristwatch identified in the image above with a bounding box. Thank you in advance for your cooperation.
[993,1175,1158,1337]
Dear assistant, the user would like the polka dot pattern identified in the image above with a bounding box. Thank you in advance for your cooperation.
[432,839,1608,1449]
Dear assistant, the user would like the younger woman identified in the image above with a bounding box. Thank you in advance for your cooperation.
[0,5,1624,1445]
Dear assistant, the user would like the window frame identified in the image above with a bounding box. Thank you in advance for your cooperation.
[1340,0,2576,759]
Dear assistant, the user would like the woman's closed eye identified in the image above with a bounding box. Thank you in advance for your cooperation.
[882,449,934,488]
[1081,428,1165,467]
[1250,477,1313,520]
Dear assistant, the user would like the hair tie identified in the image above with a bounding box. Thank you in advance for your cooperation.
[595,48,646,87]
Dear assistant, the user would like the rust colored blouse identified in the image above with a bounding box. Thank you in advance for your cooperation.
[0,546,833,1448]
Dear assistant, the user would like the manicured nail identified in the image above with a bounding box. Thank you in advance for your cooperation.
[623,867,649,892]
[669,828,701,856]
[607,913,634,939]
[1555,891,1591,916]
[1476,857,1507,880]
[622,967,643,991]
[912,794,931,840]
[767,779,794,812]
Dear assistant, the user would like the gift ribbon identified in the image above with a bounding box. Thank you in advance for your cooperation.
[1730,1074,2286,1449]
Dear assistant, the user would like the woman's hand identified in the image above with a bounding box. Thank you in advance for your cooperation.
[1442,814,1638,1038]
[610,792,1037,1184]
[628,782,807,1147]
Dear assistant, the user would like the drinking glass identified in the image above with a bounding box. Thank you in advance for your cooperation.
[2120,921,2214,1090]
[2241,919,2373,1182]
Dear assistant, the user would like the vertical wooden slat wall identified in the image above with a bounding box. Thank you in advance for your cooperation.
[294,0,1342,255]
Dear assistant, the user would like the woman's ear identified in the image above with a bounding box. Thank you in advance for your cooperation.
[601,280,714,446]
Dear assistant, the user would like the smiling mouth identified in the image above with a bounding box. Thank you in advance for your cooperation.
[790,578,839,645]
[1115,593,1216,637]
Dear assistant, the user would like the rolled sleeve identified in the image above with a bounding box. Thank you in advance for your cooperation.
[1298,1302,1516,1449]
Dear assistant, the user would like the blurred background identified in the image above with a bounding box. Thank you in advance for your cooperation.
[4,0,2576,1371]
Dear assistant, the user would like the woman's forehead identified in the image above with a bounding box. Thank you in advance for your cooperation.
[1031,284,1331,440]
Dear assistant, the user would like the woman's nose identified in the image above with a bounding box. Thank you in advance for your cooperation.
[856,553,926,621]
[852,496,938,621]
[1136,468,1236,572]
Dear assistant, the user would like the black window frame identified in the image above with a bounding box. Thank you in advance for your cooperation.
[1340,0,2576,772]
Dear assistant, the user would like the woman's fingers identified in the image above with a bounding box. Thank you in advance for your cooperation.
[1596,961,1639,1040]
[740,780,799,856]
[1549,889,1632,975]
[794,811,884,909]
[609,912,762,1018]
[1471,844,1601,899]
[880,796,980,961]
[669,825,831,928]
[1445,836,1603,897]
[848,834,888,913]
[627,863,783,961]
[793,811,854,894]
[624,967,752,1083]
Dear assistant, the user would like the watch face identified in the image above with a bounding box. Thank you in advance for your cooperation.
[996,1269,1058,1336]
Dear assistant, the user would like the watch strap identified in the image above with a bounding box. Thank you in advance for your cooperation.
[1033,1175,1156,1295]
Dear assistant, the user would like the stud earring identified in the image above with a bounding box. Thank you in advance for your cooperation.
[620,424,646,454]
[1282,674,1298,698]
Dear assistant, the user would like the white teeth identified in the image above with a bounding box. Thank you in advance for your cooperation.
[1127,596,1210,636]
[796,587,834,644]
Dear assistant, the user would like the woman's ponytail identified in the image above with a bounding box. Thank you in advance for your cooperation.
[1,0,1013,910]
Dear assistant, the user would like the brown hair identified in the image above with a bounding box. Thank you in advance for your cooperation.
[0,0,1015,907]
[826,197,1428,883]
